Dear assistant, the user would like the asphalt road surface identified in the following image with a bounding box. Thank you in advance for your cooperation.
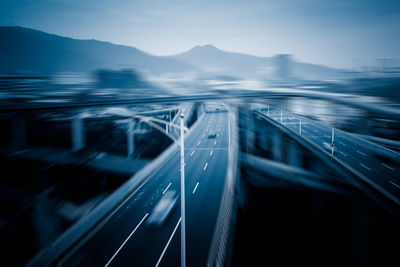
[57,105,230,266]
[258,106,400,204]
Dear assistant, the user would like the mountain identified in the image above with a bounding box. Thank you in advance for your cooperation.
[171,44,271,76]
[0,26,195,74]
[172,44,347,80]
[0,27,347,80]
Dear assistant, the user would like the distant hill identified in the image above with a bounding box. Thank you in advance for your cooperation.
[171,44,271,76]
[172,44,347,80]
[0,26,195,74]
[0,27,347,80]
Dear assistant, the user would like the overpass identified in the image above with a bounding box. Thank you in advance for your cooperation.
[1,94,399,266]
[241,103,400,215]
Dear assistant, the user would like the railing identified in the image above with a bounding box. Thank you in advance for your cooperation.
[207,104,239,267]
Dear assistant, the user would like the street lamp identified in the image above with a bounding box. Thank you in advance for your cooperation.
[179,113,186,267]
[330,128,336,156]
[299,119,302,135]
[131,112,186,267]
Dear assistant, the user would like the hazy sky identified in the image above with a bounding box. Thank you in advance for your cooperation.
[1,0,399,68]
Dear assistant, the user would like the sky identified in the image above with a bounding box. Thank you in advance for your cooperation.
[1,0,400,69]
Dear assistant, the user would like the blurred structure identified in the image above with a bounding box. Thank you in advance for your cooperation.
[95,69,147,89]
[274,54,293,81]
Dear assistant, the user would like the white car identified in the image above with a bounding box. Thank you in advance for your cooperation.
[147,191,178,226]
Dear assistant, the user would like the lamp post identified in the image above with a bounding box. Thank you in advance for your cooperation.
[299,119,302,135]
[179,113,186,267]
[330,128,336,156]
[130,112,186,267]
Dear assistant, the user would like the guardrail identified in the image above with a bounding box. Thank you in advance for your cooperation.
[207,104,239,267]
[254,110,400,218]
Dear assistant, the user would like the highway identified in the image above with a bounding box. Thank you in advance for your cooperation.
[257,106,400,203]
[56,104,230,266]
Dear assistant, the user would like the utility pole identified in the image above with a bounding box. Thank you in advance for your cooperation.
[127,118,135,158]
[330,128,336,156]
[179,113,186,267]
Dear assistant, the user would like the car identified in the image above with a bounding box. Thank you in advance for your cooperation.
[208,133,217,139]
[147,191,178,226]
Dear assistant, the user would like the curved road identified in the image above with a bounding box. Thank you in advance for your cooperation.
[57,105,230,266]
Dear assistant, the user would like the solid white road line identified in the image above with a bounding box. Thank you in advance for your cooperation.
[192,182,199,194]
[356,150,366,156]
[210,150,213,156]
[390,181,400,189]
[162,183,172,195]
[155,218,182,267]
[203,162,208,171]
[360,163,371,171]
[382,163,395,171]
[59,175,151,265]
[190,150,195,156]
[105,213,149,267]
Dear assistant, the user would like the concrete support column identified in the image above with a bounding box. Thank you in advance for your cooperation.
[246,111,255,153]
[288,141,303,168]
[11,116,27,148]
[71,113,85,152]
[127,118,135,159]
[259,128,269,152]
[272,128,283,161]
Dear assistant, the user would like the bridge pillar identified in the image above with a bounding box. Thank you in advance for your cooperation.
[288,141,303,168]
[127,118,135,159]
[11,115,27,148]
[245,111,256,153]
[259,127,269,152]
[71,113,85,152]
[255,116,269,154]
[271,128,283,161]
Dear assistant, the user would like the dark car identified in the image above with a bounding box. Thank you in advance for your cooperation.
[208,133,217,139]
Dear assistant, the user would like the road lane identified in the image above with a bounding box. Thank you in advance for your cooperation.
[160,110,229,267]
[259,106,400,203]
[58,104,230,267]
